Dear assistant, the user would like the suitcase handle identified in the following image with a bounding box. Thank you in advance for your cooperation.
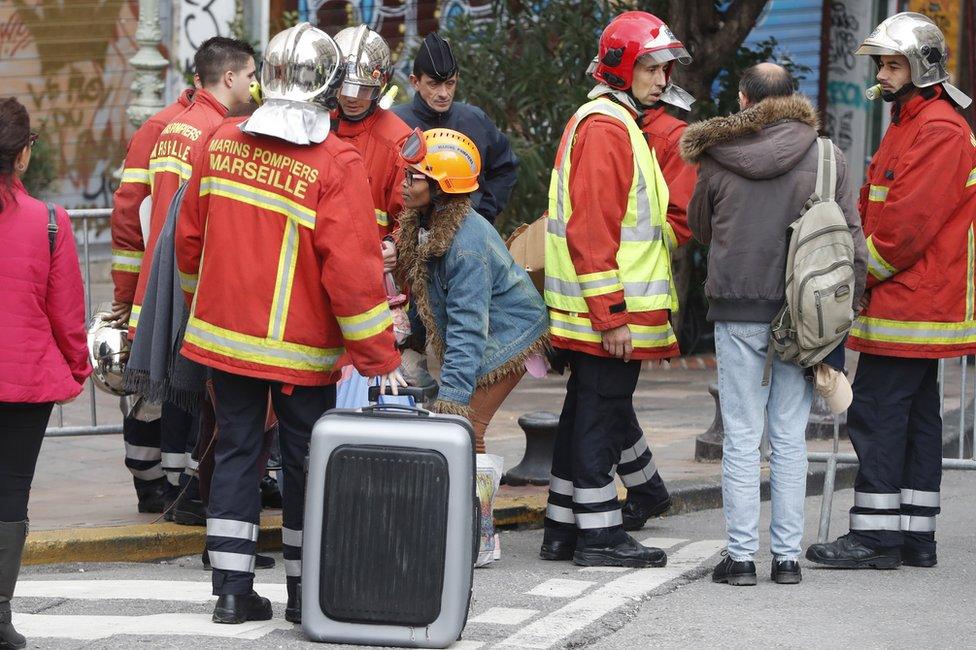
[367,385,428,403]
[360,403,431,417]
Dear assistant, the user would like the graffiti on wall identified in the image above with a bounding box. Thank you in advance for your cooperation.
[824,0,874,186]
[909,0,961,78]
[310,0,493,78]
[1,1,138,208]
[178,0,237,75]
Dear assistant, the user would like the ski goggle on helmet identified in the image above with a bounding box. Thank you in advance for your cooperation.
[399,127,480,194]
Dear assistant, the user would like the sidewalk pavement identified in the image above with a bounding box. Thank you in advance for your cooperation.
[32,352,912,565]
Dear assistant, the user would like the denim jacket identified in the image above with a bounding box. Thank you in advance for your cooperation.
[396,198,548,413]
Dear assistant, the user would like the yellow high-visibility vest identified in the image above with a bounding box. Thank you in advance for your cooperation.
[544,97,677,341]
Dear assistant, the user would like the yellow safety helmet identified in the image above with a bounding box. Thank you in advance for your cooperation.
[399,127,480,194]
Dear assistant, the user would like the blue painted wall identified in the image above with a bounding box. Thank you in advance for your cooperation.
[743,0,824,103]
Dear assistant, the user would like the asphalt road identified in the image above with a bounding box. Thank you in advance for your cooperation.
[17,471,976,649]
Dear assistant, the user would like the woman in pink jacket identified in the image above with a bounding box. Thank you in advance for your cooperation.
[0,97,90,649]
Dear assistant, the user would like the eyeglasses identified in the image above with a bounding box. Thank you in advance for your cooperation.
[28,132,39,148]
[403,168,427,187]
[399,127,427,165]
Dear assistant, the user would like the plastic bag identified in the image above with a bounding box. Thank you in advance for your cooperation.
[475,453,504,567]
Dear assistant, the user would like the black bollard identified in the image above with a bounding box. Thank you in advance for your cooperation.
[694,383,724,462]
[502,411,559,486]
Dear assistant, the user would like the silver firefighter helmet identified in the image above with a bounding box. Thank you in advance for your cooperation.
[87,313,130,396]
[261,22,343,107]
[334,25,393,102]
[855,12,971,108]
[242,23,343,145]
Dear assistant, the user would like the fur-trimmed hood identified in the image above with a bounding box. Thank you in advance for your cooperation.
[679,94,820,181]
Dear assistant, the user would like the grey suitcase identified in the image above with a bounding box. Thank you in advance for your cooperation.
[302,387,477,647]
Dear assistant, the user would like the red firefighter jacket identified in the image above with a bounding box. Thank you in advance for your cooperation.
[550,112,680,361]
[332,108,412,238]
[848,87,976,359]
[110,89,193,304]
[131,89,226,335]
[642,105,696,249]
[175,121,401,386]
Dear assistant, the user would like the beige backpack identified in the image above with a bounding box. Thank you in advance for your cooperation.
[765,138,855,385]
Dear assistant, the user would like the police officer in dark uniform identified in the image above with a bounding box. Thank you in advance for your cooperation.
[392,32,519,224]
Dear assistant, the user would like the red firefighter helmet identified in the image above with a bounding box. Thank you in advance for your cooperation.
[593,12,691,91]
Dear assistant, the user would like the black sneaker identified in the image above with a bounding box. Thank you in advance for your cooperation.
[539,536,576,561]
[212,591,273,624]
[805,534,901,569]
[621,496,672,531]
[771,559,802,584]
[202,549,275,570]
[712,552,757,586]
[901,547,937,568]
[573,534,667,568]
[173,497,207,526]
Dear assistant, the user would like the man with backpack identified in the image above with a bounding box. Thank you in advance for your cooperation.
[681,63,867,586]
[807,13,975,571]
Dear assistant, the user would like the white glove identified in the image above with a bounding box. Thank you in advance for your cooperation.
[374,369,407,396]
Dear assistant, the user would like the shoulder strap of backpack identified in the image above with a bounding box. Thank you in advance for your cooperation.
[46,202,58,254]
[815,137,837,202]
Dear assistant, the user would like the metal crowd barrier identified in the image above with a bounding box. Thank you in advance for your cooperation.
[46,208,122,438]
[810,357,976,543]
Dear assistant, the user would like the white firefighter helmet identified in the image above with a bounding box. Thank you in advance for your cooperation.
[334,25,393,101]
[855,12,971,108]
[242,23,343,144]
[87,313,130,396]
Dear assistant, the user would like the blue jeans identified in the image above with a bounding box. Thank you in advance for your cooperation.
[715,322,813,561]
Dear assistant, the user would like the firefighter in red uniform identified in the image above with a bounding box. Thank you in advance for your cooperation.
[176,24,402,624]
[807,13,976,570]
[107,85,195,514]
[137,37,256,519]
[540,12,690,568]
[332,25,411,241]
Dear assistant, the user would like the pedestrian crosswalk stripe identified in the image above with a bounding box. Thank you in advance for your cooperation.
[639,536,689,549]
[468,607,538,625]
[17,580,288,604]
[495,539,725,649]
[14,613,292,641]
[525,578,596,598]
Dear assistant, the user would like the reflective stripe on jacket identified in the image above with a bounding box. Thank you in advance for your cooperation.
[848,87,976,358]
[175,120,400,385]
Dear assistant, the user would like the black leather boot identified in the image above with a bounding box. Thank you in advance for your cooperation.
[573,533,667,568]
[212,591,273,624]
[136,478,169,514]
[0,521,28,649]
[539,530,576,561]
[621,496,672,531]
[900,547,937,568]
[806,534,901,569]
[286,579,301,624]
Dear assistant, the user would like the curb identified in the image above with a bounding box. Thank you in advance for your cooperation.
[24,515,284,567]
[24,464,857,566]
